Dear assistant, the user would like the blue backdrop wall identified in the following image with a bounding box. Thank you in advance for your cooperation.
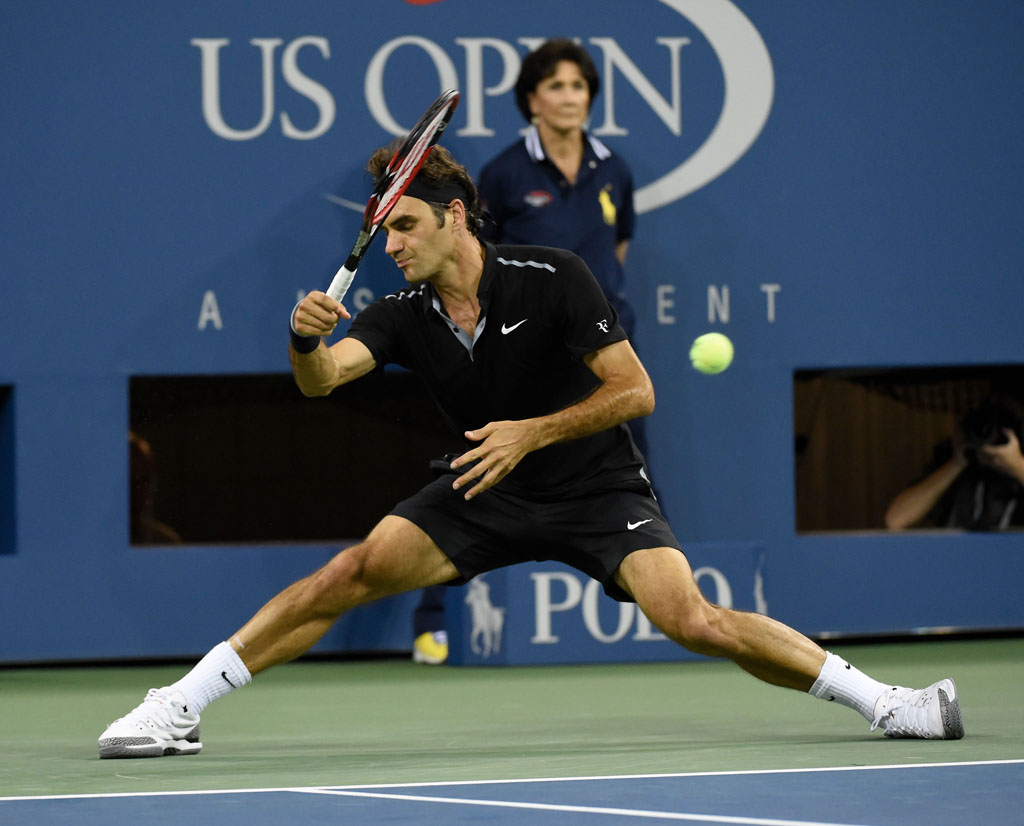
[2,0,1022,663]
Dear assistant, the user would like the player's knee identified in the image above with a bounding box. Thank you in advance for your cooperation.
[658,599,729,656]
[305,544,380,612]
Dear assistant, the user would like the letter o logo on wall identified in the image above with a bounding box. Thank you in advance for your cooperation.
[365,36,460,134]
[582,580,635,643]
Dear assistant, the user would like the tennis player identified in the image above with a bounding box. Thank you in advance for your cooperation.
[98,146,963,758]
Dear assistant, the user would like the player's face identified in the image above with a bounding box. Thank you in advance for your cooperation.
[528,60,590,134]
[382,196,454,284]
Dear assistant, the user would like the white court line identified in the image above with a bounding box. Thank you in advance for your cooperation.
[315,758,1024,791]
[299,787,878,826]
[1,759,1020,803]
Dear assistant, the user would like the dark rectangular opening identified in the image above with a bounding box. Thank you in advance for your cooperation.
[794,364,1024,533]
[0,386,14,554]
[129,372,456,545]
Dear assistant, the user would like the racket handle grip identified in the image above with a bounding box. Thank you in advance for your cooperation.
[326,264,357,303]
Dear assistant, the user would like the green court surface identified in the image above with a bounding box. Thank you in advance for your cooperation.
[1,638,1021,798]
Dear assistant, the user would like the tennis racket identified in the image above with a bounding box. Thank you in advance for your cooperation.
[325,88,460,303]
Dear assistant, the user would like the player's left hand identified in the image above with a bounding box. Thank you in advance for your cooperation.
[450,420,540,500]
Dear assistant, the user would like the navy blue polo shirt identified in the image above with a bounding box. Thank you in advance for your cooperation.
[346,242,645,500]
[477,126,635,325]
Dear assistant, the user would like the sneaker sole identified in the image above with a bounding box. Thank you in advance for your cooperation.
[938,682,965,740]
[412,649,447,665]
[98,737,202,758]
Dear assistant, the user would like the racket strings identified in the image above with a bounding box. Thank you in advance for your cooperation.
[373,106,454,222]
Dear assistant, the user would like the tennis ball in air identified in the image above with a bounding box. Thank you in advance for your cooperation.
[689,332,734,374]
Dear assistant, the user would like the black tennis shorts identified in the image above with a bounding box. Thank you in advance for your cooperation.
[389,468,682,603]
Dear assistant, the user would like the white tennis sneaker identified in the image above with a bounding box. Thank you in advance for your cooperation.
[871,678,964,739]
[98,688,202,758]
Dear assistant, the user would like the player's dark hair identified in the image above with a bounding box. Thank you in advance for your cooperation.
[514,38,600,124]
[367,144,484,236]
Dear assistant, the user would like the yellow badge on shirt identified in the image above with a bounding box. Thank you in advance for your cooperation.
[598,185,617,226]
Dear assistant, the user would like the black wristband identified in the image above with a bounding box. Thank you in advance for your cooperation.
[289,327,320,354]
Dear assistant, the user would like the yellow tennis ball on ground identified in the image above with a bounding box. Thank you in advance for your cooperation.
[689,332,734,374]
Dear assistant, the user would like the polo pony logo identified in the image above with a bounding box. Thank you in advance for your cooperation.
[465,577,505,658]
[598,185,617,226]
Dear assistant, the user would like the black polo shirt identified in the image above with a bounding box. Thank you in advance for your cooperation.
[347,242,646,500]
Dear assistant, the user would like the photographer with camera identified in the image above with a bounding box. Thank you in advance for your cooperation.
[885,397,1024,531]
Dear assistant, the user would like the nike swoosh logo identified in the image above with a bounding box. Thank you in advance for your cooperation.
[501,319,528,335]
[627,519,653,530]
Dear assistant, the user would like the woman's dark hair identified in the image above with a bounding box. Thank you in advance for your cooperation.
[513,38,600,124]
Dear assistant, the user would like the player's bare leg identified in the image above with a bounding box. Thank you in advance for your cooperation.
[615,546,964,739]
[615,546,825,689]
[232,515,459,674]
[98,516,458,757]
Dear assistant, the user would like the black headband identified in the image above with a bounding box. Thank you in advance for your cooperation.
[402,177,471,206]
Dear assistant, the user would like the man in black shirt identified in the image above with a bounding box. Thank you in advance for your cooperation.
[98,146,963,758]
[885,397,1024,531]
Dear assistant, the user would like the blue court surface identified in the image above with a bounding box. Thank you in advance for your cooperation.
[4,760,1021,825]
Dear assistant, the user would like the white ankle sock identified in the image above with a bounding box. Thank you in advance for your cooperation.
[170,641,252,713]
[809,651,891,721]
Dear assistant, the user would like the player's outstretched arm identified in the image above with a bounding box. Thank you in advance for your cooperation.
[451,340,654,499]
[289,291,376,397]
[549,338,655,440]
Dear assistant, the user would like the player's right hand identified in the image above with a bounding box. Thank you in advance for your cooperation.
[293,291,350,337]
